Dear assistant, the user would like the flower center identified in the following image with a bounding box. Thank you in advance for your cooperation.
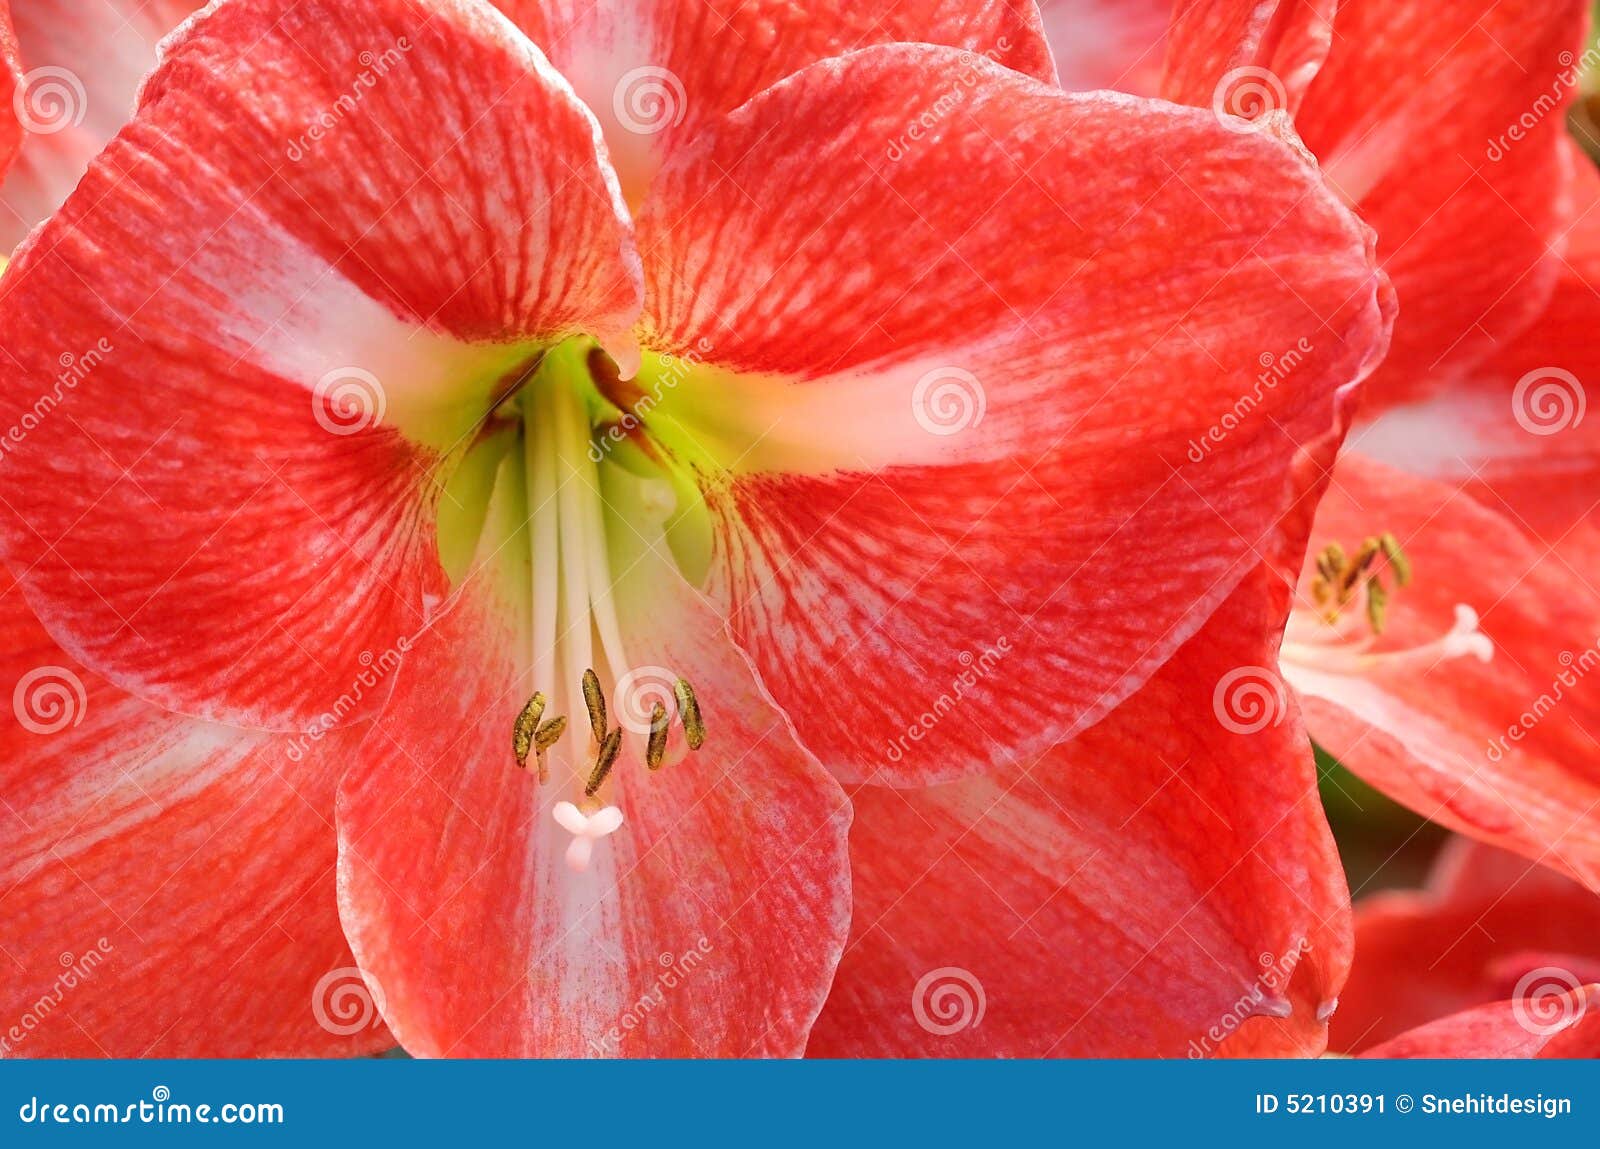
[1281,532,1493,678]
[434,337,714,869]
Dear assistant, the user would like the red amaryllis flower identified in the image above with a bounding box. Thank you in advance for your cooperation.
[0,0,1390,1056]
[1332,838,1600,1053]
[1158,0,1600,890]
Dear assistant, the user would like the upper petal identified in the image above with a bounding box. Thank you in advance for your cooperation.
[0,0,201,251]
[1161,0,1335,116]
[496,0,1054,199]
[0,572,387,1057]
[807,563,1351,1057]
[633,45,1390,785]
[0,0,641,730]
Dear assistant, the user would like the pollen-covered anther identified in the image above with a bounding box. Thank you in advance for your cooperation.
[1307,532,1413,636]
[582,667,607,744]
[674,677,706,751]
[646,702,669,770]
[511,691,546,768]
[585,727,623,798]
[552,801,623,873]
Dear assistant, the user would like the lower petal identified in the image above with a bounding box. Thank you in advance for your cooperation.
[335,571,851,1057]
[0,575,384,1057]
[807,565,1350,1057]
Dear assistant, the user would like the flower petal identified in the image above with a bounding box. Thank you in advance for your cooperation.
[335,574,851,1057]
[1361,985,1600,1058]
[1293,0,1589,404]
[807,564,1351,1057]
[497,0,1054,198]
[0,0,201,251]
[635,45,1390,786]
[1352,143,1600,575]
[0,0,640,730]
[0,574,386,1057]
[1161,0,1335,116]
[1332,838,1600,1053]
[1285,452,1600,891]
[1039,0,1170,94]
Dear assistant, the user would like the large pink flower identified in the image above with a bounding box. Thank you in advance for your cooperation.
[0,0,1390,1056]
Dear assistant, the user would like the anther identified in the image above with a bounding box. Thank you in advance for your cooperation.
[535,714,568,750]
[1379,532,1411,586]
[585,727,622,797]
[1366,578,1389,635]
[512,691,546,768]
[582,668,607,744]
[646,702,669,770]
[674,677,705,750]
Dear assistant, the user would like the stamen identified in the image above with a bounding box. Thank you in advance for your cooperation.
[582,667,607,744]
[511,691,546,768]
[646,702,669,770]
[585,727,622,797]
[535,715,568,749]
[1365,578,1389,635]
[1379,532,1411,586]
[675,677,705,750]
